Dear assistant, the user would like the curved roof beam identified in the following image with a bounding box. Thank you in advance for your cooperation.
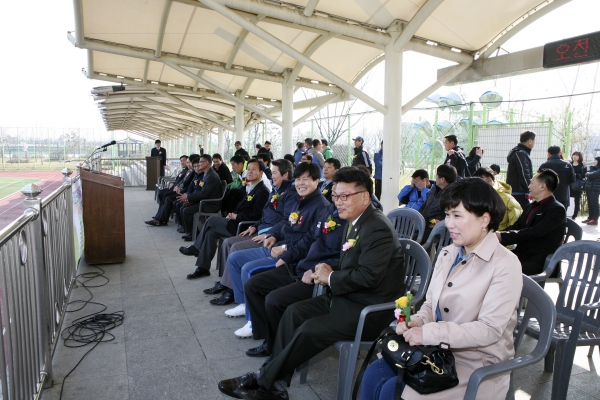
[155,0,172,58]
[165,61,284,126]
[241,78,254,97]
[480,0,572,59]
[303,0,320,17]
[394,0,445,52]
[134,102,214,128]
[225,14,265,70]
[68,34,341,93]
[197,0,387,114]
[288,33,337,87]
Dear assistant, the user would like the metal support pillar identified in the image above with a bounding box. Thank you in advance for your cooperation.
[235,103,244,146]
[282,75,294,155]
[218,127,225,156]
[381,24,403,212]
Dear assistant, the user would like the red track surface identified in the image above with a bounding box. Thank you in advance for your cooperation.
[0,171,65,231]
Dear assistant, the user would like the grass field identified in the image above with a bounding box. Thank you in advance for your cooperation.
[0,177,41,199]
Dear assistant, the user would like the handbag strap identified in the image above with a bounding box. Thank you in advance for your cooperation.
[352,332,391,400]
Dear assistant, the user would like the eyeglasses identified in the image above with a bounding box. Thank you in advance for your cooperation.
[331,191,365,202]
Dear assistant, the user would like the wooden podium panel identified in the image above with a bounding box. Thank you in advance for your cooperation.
[146,156,161,190]
[80,168,126,264]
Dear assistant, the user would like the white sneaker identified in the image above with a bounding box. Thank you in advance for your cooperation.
[225,303,246,318]
[235,321,253,338]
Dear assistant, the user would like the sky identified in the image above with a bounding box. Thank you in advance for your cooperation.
[0,0,599,136]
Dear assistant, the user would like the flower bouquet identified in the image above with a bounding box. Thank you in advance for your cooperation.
[394,292,413,327]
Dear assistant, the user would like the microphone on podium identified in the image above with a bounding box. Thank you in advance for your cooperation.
[97,140,117,150]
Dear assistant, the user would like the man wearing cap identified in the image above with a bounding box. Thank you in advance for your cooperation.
[351,136,372,174]
[151,139,167,176]
[234,141,249,158]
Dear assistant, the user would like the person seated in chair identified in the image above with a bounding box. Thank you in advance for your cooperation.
[178,154,223,240]
[224,163,329,338]
[182,159,270,279]
[320,158,340,203]
[473,167,522,230]
[204,159,295,305]
[218,167,404,400]
[156,155,189,205]
[360,178,522,400]
[398,169,431,210]
[418,165,457,243]
[496,168,566,276]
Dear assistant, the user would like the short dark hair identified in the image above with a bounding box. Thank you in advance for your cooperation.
[473,167,495,181]
[332,166,373,196]
[257,153,271,164]
[296,142,304,149]
[284,154,296,165]
[189,153,200,159]
[235,141,242,146]
[302,154,313,162]
[548,145,561,155]
[436,164,457,185]
[520,130,536,143]
[489,164,501,174]
[265,141,271,145]
[293,162,321,181]
[535,168,559,192]
[411,169,429,180]
[212,153,223,161]
[444,134,457,145]
[321,139,328,146]
[200,154,212,164]
[272,159,293,179]
[179,155,188,160]
[230,155,245,164]
[189,155,200,165]
[325,158,341,170]
[440,178,506,231]
[155,139,161,144]
[256,143,262,149]
[312,139,321,147]
[305,137,313,145]
[247,158,265,171]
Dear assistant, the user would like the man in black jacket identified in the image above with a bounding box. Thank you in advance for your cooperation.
[150,139,167,176]
[156,155,189,205]
[497,168,566,276]
[234,141,249,158]
[443,134,469,178]
[183,159,270,279]
[418,164,457,243]
[218,167,404,400]
[212,153,233,185]
[539,146,575,209]
[350,136,372,173]
[507,130,535,208]
[179,154,224,239]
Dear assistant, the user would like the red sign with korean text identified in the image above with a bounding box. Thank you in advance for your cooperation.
[543,31,600,69]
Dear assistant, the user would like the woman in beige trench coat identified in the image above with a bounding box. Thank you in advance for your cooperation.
[360,178,523,400]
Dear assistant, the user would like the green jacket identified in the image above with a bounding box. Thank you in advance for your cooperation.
[229,169,246,189]
[323,146,333,160]
[494,181,522,231]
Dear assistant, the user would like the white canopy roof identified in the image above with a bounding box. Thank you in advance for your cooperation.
[70,0,572,140]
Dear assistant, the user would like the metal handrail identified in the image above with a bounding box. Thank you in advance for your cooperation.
[0,209,38,246]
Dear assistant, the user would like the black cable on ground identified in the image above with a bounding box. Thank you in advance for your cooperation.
[58,265,125,400]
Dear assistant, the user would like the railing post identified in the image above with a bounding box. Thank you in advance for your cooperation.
[61,167,73,184]
[21,184,53,389]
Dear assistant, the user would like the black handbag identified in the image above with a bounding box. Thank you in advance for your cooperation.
[571,179,586,192]
[353,328,458,400]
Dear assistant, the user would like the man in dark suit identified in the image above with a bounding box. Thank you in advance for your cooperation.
[497,168,566,276]
[156,155,189,206]
[150,139,167,176]
[183,159,270,279]
[218,167,405,400]
[178,154,224,239]
[539,145,575,209]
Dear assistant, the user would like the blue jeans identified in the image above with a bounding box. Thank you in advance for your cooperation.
[361,358,404,400]
[227,247,278,319]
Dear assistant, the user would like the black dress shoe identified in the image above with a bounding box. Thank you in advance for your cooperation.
[204,281,227,294]
[145,220,166,226]
[246,341,270,357]
[186,269,210,280]
[177,227,185,233]
[182,234,193,241]
[218,372,260,398]
[234,386,289,400]
[210,289,234,305]
[179,246,199,256]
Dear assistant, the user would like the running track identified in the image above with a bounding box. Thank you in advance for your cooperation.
[0,171,65,231]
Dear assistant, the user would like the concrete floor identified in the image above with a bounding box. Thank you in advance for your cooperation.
[40,187,600,400]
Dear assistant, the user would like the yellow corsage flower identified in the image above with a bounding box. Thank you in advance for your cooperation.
[247,195,254,201]
[200,181,205,187]
[289,211,300,225]
[394,293,414,327]
[322,189,329,195]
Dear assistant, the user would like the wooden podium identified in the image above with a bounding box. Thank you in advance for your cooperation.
[80,168,126,264]
[146,156,161,190]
